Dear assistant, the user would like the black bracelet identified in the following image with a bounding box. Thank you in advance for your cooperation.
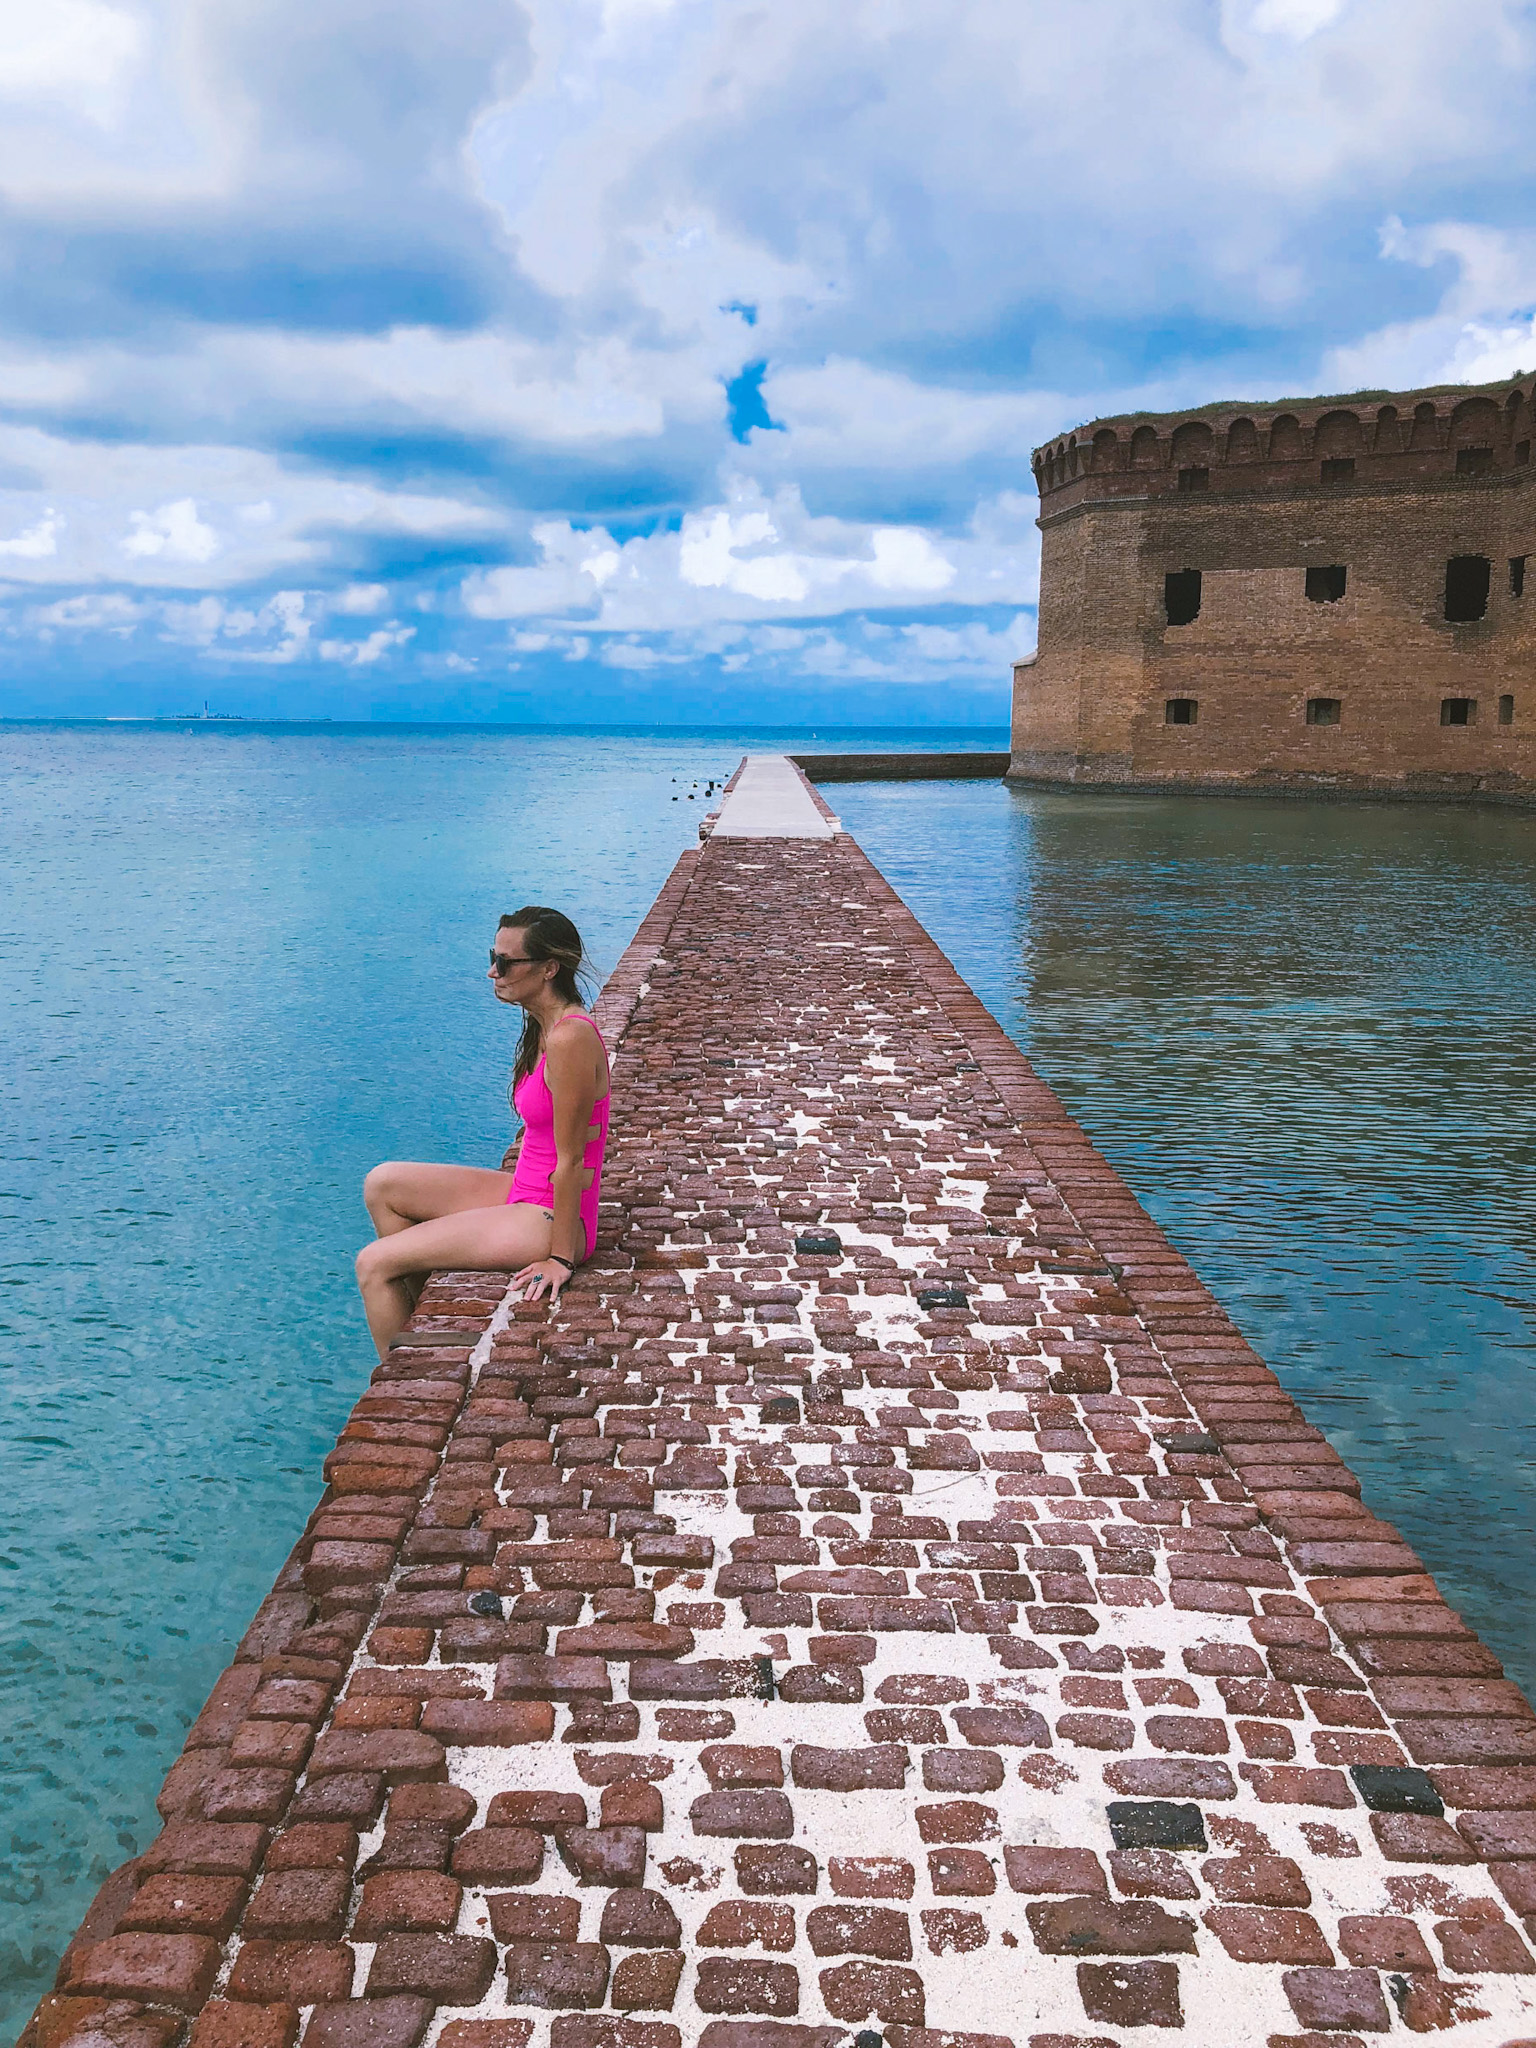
[548,1253,575,1272]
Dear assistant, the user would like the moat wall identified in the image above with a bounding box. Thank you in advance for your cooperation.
[1012,380,1536,802]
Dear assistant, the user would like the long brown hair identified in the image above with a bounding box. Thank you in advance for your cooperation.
[500,906,589,1089]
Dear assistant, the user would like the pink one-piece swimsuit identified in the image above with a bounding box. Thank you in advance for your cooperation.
[506,1014,611,1255]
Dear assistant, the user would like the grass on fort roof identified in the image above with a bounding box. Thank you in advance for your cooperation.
[1051,373,1535,442]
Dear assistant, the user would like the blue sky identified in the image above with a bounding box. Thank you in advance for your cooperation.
[2,0,1536,725]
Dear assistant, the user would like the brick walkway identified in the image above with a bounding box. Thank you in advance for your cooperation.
[28,777,1536,2048]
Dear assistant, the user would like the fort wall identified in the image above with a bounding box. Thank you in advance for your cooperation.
[1012,381,1536,801]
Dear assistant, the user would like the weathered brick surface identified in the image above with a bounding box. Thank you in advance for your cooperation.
[23,797,1536,2045]
[1016,380,1536,803]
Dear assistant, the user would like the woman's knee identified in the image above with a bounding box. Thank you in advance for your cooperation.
[356,1239,394,1287]
[363,1161,399,1209]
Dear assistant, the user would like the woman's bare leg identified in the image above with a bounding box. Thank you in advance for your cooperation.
[363,1161,514,1237]
[355,1202,554,1359]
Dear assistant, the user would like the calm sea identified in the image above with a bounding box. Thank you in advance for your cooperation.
[2,724,1532,2025]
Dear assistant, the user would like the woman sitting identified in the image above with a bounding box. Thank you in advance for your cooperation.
[356,905,610,1357]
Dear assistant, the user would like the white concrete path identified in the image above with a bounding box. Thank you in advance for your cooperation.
[711,753,839,838]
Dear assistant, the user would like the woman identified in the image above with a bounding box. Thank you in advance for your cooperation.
[356,905,611,1358]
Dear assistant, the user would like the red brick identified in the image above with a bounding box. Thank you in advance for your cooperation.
[353,1871,462,1935]
[451,1826,544,1884]
[806,1906,912,1959]
[1076,1960,1183,2029]
[189,2003,299,2048]
[691,1790,794,1838]
[301,1998,436,2048]
[599,1891,682,1947]
[118,1873,246,1936]
[1056,1713,1134,1751]
[491,1894,582,1942]
[952,1707,1049,1748]
[790,1743,907,1790]
[1108,1849,1200,1899]
[551,2023,678,2048]
[610,1951,686,2010]
[1026,1898,1197,1956]
[1369,1813,1477,1862]
[503,1940,612,2008]
[919,1908,990,1954]
[557,1825,649,1887]
[735,1844,818,1894]
[1145,1715,1229,1755]
[1202,1907,1332,1963]
[366,1933,498,2002]
[227,1941,356,2003]
[138,1822,269,1878]
[698,1902,797,1950]
[242,1869,352,1939]
[1434,1917,1536,1972]
[927,1849,995,1895]
[389,1782,476,1830]
[62,1934,222,2010]
[818,1960,925,2026]
[602,1780,665,1829]
[1238,1765,1353,1807]
[496,1654,612,1701]
[1282,1967,1391,2032]
[694,1958,801,2016]
[1200,1855,1310,1906]
[916,1802,998,1843]
[830,1858,914,1899]
[201,1768,296,1822]
[438,2028,533,2048]
[307,1731,445,1782]
[1336,1916,1435,1970]
[1003,1846,1106,1895]
[700,1746,784,1788]
[419,1699,554,1746]
[483,1792,583,1835]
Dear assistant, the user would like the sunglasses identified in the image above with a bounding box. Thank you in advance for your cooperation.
[489,948,538,976]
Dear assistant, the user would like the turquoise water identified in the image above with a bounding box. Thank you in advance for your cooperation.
[0,720,993,2023]
[2,728,1532,2028]
[838,777,1536,1690]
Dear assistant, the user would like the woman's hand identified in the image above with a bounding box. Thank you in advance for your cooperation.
[512,1256,570,1305]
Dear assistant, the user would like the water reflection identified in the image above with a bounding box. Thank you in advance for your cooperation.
[836,781,1536,1694]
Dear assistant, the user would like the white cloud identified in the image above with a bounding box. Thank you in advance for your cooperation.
[463,479,1024,633]
[122,498,219,563]
[0,509,59,558]
[334,582,389,614]
[33,591,142,633]
[1321,217,1536,390]
[1244,0,1348,38]
[0,0,144,121]
[318,622,416,665]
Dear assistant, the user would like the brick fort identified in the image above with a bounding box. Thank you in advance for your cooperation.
[1011,379,1535,801]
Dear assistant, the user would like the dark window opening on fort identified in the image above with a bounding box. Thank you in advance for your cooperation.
[1499,694,1515,725]
[1444,555,1491,622]
[1512,556,1527,598]
[1440,697,1476,726]
[1321,457,1356,483]
[1305,565,1347,604]
[1306,698,1341,725]
[1165,698,1199,725]
[1165,569,1202,626]
[1456,446,1495,475]
[1178,466,1209,492]
[1517,440,1532,466]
